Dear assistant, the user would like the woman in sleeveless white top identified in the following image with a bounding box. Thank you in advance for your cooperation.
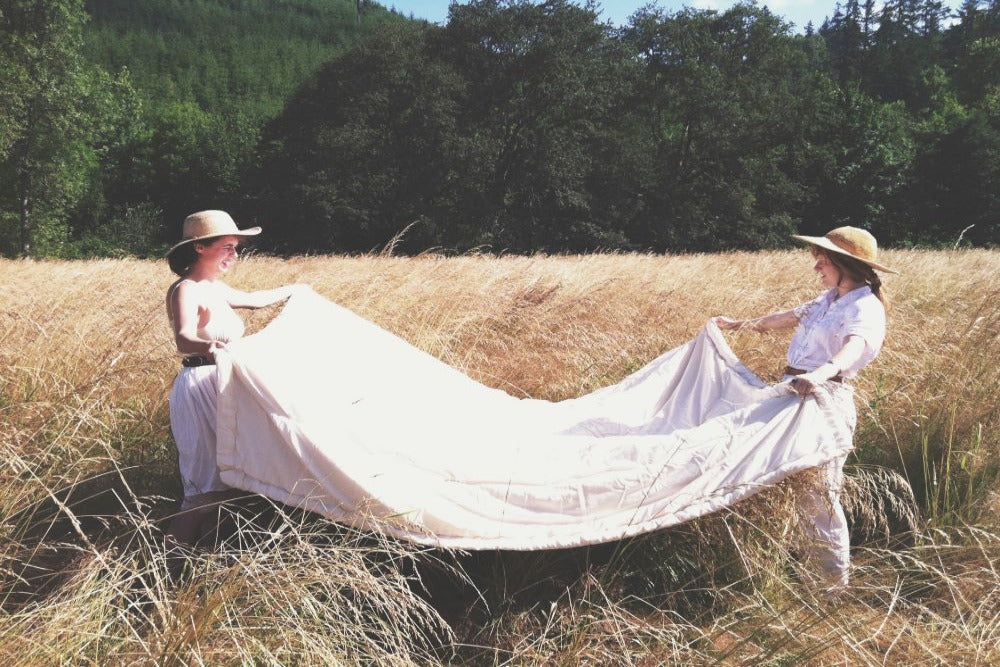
[717,227,895,591]
[165,210,304,547]
[167,279,245,509]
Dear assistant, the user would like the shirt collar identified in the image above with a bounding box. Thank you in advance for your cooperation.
[826,284,873,308]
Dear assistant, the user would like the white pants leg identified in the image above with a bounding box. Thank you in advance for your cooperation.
[798,454,850,588]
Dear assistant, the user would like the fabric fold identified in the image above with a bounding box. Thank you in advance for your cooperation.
[215,288,852,550]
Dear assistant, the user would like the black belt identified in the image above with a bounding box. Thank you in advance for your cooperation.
[784,365,843,383]
[182,355,215,367]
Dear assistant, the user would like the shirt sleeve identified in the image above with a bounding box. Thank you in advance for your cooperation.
[792,292,828,321]
[843,296,887,354]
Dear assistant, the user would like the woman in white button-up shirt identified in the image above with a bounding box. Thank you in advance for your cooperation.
[718,227,896,590]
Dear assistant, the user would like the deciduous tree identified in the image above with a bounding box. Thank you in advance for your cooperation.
[0,0,128,256]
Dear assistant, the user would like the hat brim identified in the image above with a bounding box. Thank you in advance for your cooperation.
[165,227,262,257]
[791,234,897,274]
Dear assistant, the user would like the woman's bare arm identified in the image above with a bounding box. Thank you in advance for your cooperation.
[168,281,224,356]
[221,283,307,309]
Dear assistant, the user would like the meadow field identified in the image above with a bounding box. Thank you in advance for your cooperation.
[1,249,998,664]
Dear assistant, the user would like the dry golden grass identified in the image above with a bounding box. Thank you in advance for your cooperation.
[1,249,998,665]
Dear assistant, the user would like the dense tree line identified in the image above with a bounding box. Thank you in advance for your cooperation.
[1,0,998,257]
[0,0,134,256]
[251,0,999,253]
[1,0,390,256]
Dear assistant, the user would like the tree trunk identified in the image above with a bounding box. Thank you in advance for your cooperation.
[19,173,31,258]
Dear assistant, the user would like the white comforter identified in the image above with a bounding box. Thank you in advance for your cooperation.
[215,288,852,550]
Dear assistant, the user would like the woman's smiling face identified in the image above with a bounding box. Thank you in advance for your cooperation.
[811,247,841,290]
[195,235,240,276]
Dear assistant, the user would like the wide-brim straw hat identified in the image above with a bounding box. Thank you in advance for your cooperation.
[791,226,897,274]
[166,210,262,257]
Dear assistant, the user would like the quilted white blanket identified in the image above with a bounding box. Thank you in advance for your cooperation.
[215,288,852,550]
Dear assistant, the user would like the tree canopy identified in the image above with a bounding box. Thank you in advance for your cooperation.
[0,0,134,256]
[250,0,998,252]
[0,0,997,256]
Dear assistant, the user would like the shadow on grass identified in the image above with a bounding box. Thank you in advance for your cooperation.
[1,474,930,664]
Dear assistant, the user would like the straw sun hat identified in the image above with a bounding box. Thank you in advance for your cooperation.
[791,226,897,274]
[166,210,261,257]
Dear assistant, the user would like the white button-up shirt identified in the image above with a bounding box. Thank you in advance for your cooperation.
[787,286,886,379]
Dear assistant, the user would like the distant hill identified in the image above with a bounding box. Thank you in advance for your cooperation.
[83,0,397,121]
[71,0,405,241]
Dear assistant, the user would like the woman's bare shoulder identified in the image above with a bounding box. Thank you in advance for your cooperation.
[167,277,196,300]
[165,278,209,316]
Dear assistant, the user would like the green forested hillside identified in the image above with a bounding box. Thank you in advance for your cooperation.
[84,0,374,119]
[0,0,394,257]
[76,0,395,250]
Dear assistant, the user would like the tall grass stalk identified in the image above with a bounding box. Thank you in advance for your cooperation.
[2,250,998,663]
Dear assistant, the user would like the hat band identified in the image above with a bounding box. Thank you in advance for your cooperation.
[827,235,875,263]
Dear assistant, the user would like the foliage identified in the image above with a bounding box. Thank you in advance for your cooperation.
[623,5,827,250]
[0,0,135,256]
[48,0,394,255]
[251,0,1000,253]
[250,20,465,252]
[820,0,1000,246]
[253,0,641,253]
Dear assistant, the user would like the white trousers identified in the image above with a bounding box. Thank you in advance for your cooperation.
[788,380,855,589]
[797,454,850,588]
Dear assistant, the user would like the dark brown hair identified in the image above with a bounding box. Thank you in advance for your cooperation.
[813,246,890,310]
[167,238,219,277]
